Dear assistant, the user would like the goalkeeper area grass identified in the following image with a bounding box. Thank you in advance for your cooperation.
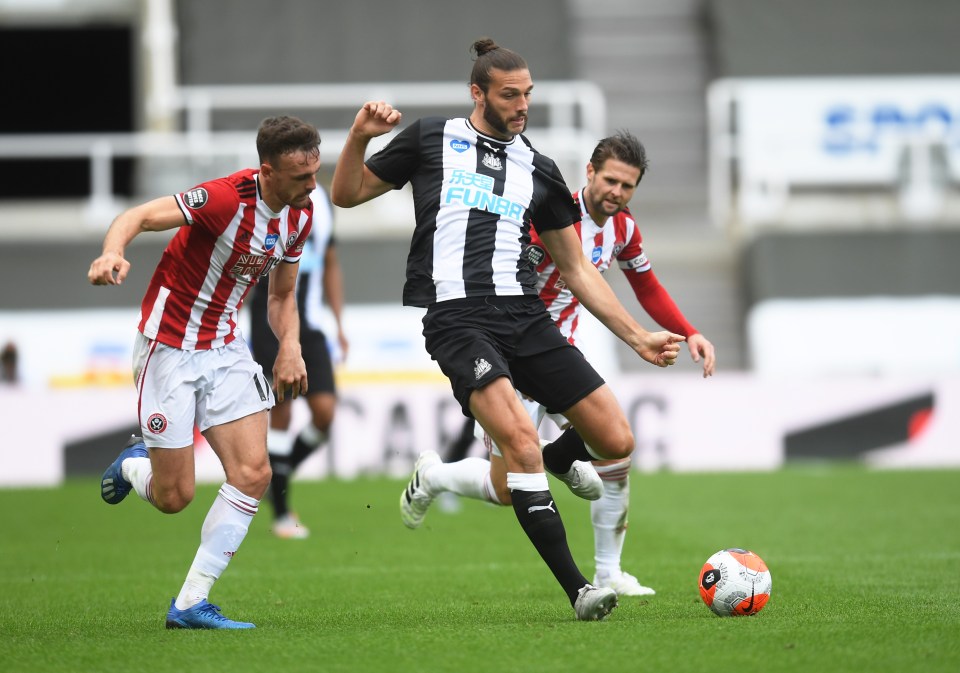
[1,465,958,673]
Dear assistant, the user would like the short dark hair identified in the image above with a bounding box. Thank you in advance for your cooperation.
[256,116,321,165]
[469,37,528,93]
[590,130,648,184]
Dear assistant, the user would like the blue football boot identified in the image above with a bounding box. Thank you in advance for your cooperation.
[165,599,256,629]
[100,434,148,504]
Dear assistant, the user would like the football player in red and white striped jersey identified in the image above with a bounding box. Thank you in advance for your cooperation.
[88,115,321,629]
[520,131,715,596]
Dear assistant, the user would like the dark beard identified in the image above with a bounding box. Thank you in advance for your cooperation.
[483,106,525,139]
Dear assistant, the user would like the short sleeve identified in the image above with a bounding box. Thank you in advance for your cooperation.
[365,119,423,189]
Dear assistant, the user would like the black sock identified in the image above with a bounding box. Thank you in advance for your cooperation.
[289,434,319,471]
[510,489,588,605]
[268,454,293,518]
[541,427,592,476]
[445,419,476,462]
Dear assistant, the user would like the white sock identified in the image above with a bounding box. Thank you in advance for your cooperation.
[174,483,258,610]
[124,456,154,504]
[298,421,327,448]
[592,461,631,577]
[506,471,549,492]
[267,428,291,456]
[482,472,507,505]
[423,457,497,502]
[583,441,604,461]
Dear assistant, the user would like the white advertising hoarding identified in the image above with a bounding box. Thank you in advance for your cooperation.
[1,374,956,487]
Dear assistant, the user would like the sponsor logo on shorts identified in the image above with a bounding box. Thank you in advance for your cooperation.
[183,188,208,209]
[474,357,492,380]
[450,138,470,153]
[147,413,167,434]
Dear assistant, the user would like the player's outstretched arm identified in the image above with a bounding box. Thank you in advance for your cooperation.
[87,196,183,286]
[624,268,715,377]
[330,101,401,208]
[540,226,684,367]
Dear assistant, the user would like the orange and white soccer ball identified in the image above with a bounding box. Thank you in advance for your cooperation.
[699,548,772,616]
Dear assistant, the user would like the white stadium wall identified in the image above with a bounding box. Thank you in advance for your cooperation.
[1,307,957,487]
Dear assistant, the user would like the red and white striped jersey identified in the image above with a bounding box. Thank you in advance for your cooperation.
[530,189,650,345]
[137,168,312,350]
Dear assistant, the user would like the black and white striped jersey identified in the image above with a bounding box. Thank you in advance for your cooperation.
[366,116,580,307]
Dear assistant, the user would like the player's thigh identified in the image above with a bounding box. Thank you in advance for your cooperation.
[203,411,271,496]
[561,383,634,459]
[305,391,337,430]
[469,377,541,473]
[302,332,337,428]
[148,445,198,508]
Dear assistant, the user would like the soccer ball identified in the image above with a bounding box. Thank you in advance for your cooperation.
[698,548,772,616]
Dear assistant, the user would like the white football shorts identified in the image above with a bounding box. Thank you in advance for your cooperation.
[132,332,274,448]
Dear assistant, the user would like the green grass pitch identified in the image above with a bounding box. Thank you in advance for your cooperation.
[1,465,958,673]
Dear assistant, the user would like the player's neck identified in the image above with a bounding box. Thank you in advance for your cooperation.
[257,175,284,213]
[582,187,610,227]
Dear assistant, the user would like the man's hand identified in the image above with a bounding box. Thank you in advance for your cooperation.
[352,100,402,139]
[687,333,716,378]
[88,252,130,286]
[272,348,308,403]
[637,331,685,368]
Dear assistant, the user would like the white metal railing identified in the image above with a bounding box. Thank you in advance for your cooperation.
[0,81,606,232]
[707,76,960,235]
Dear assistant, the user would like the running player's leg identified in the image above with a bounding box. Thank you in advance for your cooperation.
[590,458,654,596]
[414,298,614,619]
[472,378,615,618]
[166,341,272,629]
[283,329,335,475]
[107,335,199,513]
[471,376,611,615]
[170,411,269,612]
[540,384,634,476]
[419,392,545,508]
[268,329,335,537]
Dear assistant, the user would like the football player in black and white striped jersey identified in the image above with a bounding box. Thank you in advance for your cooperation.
[332,37,684,621]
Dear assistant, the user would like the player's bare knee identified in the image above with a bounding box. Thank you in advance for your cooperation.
[155,485,194,514]
[591,428,635,461]
[229,461,272,499]
[496,426,541,464]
